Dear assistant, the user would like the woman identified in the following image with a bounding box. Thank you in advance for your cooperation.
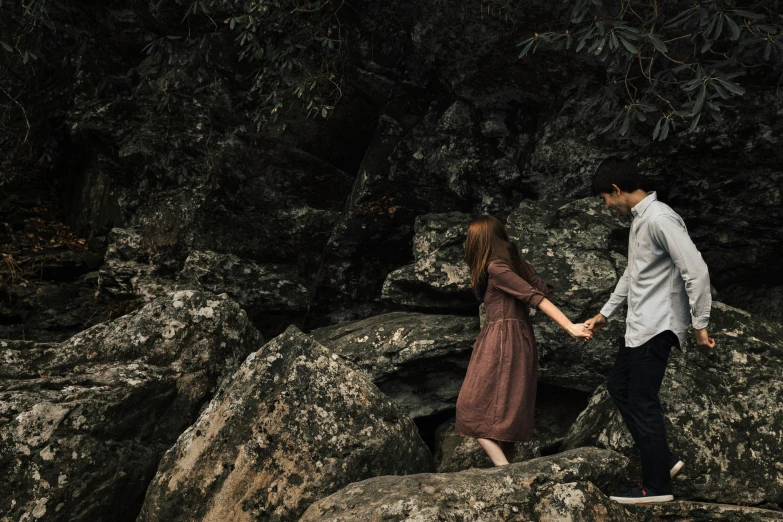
[455,215,593,466]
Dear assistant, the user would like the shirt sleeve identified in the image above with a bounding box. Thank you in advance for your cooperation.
[487,261,548,308]
[651,214,712,329]
[600,266,630,319]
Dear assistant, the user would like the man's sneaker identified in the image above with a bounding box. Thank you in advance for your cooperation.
[609,483,674,505]
[670,458,685,478]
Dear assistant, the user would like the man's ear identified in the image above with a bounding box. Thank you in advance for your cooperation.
[611,184,623,196]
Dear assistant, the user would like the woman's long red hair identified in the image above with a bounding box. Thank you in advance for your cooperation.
[464,215,535,299]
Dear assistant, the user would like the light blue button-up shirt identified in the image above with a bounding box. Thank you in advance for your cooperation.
[600,192,712,348]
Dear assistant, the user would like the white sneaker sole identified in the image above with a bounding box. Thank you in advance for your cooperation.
[610,494,674,505]
[670,460,685,478]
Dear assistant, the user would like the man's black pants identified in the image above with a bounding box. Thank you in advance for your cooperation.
[606,330,679,494]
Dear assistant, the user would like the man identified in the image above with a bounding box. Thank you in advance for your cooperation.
[585,158,715,505]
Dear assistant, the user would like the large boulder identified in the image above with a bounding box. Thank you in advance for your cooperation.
[563,302,783,506]
[177,250,309,313]
[381,212,476,311]
[299,447,635,521]
[98,227,175,302]
[0,290,262,522]
[177,250,310,337]
[310,311,479,419]
[379,199,629,392]
[99,232,311,338]
[506,197,630,391]
[628,501,783,522]
[138,326,432,522]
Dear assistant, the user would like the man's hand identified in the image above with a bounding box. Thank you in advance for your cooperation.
[695,328,715,349]
[584,313,608,333]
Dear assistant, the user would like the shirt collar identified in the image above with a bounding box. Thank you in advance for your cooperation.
[631,191,657,218]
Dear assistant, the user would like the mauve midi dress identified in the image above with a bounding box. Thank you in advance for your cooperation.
[455,260,554,442]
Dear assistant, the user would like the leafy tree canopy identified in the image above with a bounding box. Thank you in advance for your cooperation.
[518,0,783,140]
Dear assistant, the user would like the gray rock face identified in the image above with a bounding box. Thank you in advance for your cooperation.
[0,290,262,522]
[380,199,629,392]
[563,302,783,506]
[311,311,479,419]
[628,501,783,522]
[98,227,175,302]
[299,447,634,521]
[177,250,309,313]
[99,233,310,337]
[138,326,432,522]
[382,212,476,310]
[506,197,630,391]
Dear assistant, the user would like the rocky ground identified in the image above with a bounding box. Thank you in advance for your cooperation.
[1,0,782,521]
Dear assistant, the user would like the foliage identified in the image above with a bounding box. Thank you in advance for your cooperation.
[518,0,783,140]
[141,0,348,130]
[0,0,77,183]
[0,0,349,184]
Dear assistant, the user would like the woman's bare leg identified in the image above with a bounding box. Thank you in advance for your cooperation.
[476,438,509,466]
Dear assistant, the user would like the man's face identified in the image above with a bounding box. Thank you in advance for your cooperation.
[599,186,631,215]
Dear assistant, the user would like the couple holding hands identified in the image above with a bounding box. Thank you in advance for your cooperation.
[455,158,715,505]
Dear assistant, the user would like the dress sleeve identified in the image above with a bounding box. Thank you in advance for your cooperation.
[487,261,549,308]
[529,272,555,298]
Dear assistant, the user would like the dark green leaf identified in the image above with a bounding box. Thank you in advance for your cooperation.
[665,8,697,28]
[715,78,746,95]
[704,13,717,33]
[659,119,670,140]
[653,118,662,140]
[0,41,12,52]
[714,14,724,40]
[518,39,535,58]
[692,83,707,116]
[725,16,741,40]
[689,113,701,132]
[619,37,637,53]
[732,10,765,21]
[712,82,730,99]
[619,112,631,135]
[764,41,772,61]
[600,110,623,133]
[648,34,668,53]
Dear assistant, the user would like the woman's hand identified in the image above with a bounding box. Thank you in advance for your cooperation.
[567,323,594,341]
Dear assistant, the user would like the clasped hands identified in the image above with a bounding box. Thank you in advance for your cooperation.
[580,313,716,350]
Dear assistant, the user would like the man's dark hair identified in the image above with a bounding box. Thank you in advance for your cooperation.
[591,157,642,196]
